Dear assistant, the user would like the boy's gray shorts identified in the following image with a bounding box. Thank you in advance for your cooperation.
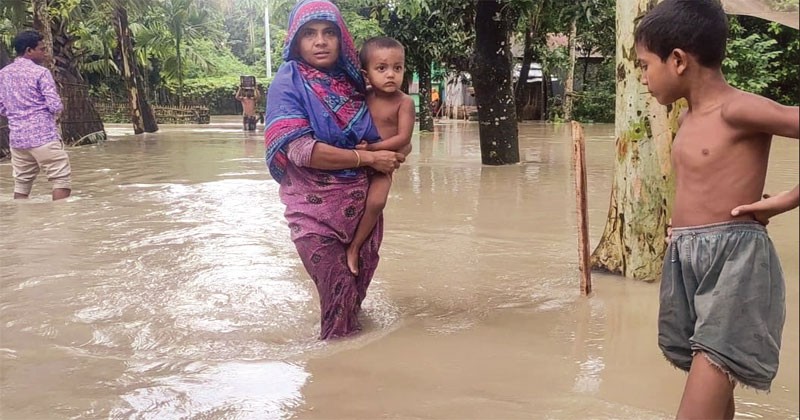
[659,220,785,391]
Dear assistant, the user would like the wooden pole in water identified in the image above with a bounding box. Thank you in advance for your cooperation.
[571,121,592,296]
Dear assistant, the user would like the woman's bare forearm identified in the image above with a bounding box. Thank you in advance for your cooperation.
[308,142,370,170]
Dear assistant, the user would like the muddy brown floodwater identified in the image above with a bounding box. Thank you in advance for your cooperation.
[1,117,797,419]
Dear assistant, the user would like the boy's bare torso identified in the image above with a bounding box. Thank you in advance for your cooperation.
[240,97,257,117]
[366,89,405,144]
[672,90,772,227]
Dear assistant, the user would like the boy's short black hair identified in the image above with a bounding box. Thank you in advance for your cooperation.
[359,36,404,69]
[13,30,44,56]
[634,0,728,68]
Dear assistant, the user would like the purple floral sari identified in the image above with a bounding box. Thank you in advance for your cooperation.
[264,0,383,339]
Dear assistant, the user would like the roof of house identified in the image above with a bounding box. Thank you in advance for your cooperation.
[722,0,798,29]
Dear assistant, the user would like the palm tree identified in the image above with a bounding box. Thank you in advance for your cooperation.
[160,0,215,106]
[112,1,158,133]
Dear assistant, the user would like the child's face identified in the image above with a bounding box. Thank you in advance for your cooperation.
[635,42,681,105]
[295,20,340,70]
[362,47,405,94]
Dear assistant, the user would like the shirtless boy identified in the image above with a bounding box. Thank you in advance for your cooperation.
[235,86,260,131]
[346,37,415,275]
[635,1,799,418]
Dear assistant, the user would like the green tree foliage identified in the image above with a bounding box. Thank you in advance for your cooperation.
[724,16,798,105]
[3,0,796,120]
[724,17,780,95]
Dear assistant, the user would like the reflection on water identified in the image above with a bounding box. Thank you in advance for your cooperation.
[0,117,797,419]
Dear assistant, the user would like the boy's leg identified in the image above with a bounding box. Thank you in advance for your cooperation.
[676,352,735,420]
[725,395,735,420]
[346,174,391,275]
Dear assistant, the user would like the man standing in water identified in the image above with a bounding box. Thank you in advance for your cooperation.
[0,30,71,200]
[235,86,260,131]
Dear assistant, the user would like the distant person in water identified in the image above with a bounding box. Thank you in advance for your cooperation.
[0,30,71,200]
[264,0,406,339]
[635,1,799,418]
[345,36,415,276]
[235,86,260,131]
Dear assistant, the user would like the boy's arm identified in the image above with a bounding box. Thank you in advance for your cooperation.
[369,96,415,152]
[722,92,799,139]
[724,93,799,223]
[235,88,243,100]
[732,187,800,225]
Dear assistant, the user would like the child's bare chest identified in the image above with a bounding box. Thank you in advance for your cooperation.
[368,99,400,133]
[673,115,733,167]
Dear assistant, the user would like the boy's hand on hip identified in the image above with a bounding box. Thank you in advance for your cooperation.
[731,192,791,226]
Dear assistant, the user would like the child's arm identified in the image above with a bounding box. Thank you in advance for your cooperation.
[732,187,800,225]
[722,92,799,139]
[235,88,243,101]
[724,92,799,223]
[368,96,415,152]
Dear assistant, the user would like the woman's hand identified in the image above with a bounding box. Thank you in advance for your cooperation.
[364,150,405,174]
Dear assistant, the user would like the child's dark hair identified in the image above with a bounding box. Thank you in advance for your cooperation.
[634,0,728,67]
[359,36,404,69]
[13,30,44,56]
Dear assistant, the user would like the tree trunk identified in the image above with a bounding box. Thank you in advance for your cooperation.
[542,72,549,119]
[582,49,591,87]
[401,69,411,94]
[515,25,534,122]
[0,43,10,68]
[563,17,578,121]
[176,33,183,107]
[472,0,519,165]
[114,6,158,134]
[515,4,542,122]
[32,0,55,71]
[590,0,676,281]
[417,62,434,131]
[36,13,107,146]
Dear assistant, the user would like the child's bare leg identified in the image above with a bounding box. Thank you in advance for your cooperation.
[676,352,735,420]
[724,395,735,420]
[347,174,391,275]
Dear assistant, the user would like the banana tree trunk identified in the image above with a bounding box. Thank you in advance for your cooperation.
[114,6,158,134]
[590,0,677,281]
[472,0,519,165]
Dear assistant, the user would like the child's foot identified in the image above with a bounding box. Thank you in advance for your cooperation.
[346,245,360,276]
